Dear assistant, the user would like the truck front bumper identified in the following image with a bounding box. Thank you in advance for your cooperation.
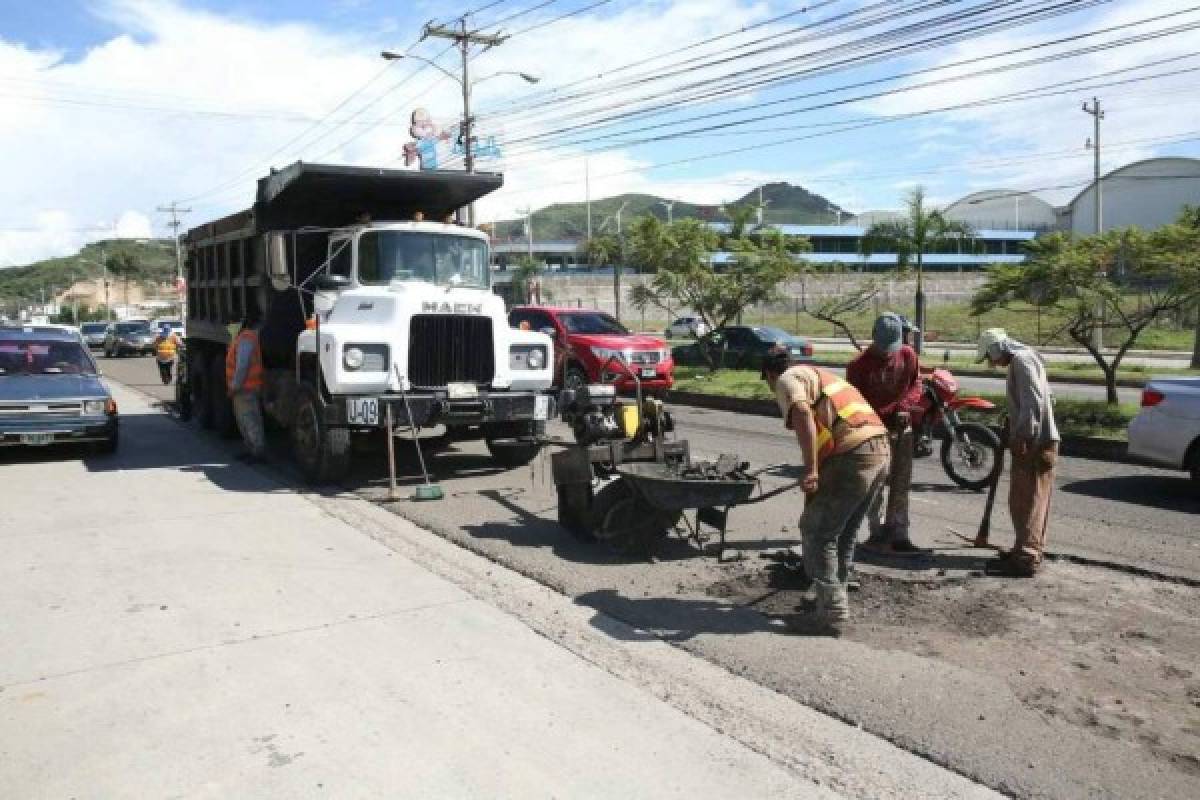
[324,390,557,430]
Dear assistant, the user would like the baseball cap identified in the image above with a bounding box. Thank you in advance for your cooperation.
[976,328,1007,362]
[872,313,904,353]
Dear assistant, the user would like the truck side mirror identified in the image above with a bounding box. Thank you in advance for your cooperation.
[315,274,351,292]
[538,326,557,338]
[267,233,290,291]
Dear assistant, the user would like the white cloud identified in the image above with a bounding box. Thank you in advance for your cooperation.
[1,0,797,265]
[852,0,1200,204]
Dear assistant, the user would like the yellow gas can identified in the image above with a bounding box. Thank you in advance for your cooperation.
[618,403,641,438]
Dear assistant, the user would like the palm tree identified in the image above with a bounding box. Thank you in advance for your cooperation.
[859,186,975,353]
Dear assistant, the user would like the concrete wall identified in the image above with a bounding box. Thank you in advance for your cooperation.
[526,272,988,326]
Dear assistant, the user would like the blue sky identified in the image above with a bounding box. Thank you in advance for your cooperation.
[2,0,1199,265]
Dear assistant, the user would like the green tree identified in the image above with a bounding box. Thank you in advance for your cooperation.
[628,217,808,369]
[859,186,975,353]
[971,226,1200,404]
[510,257,544,305]
[721,203,759,240]
[1180,205,1200,368]
[104,252,141,311]
[581,235,620,268]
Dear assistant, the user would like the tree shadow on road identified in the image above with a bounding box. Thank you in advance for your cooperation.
[1061,474,1200,514]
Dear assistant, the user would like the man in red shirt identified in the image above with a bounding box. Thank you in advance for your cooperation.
[846,313,924,554]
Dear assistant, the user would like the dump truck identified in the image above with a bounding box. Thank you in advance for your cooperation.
[181,162,556,483]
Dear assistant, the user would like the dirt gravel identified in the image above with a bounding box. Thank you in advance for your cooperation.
[706,560,1200,780]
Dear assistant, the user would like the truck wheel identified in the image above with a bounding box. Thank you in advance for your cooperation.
[190,351,213,429]
[208,356,237,438]
[292,388,351,485]
[486,438,541,467]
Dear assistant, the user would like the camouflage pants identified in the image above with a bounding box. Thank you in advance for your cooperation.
[868,421,913,543]
[232,391,266,458]
[800,436,890,616]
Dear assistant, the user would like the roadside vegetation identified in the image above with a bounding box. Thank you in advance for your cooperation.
[671,366,1137,441]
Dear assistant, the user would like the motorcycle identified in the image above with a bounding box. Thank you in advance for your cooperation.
[913,368,1002,491]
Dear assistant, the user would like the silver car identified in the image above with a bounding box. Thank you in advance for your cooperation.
[102,321,157,358]
[80,322,108,349]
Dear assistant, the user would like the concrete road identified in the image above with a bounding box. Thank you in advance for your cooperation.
[96,356,1200,798]
[0,376,1004,798]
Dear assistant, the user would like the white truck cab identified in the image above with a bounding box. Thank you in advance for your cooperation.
[299,221,554,396]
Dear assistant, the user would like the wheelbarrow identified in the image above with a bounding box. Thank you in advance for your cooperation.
[589,459,800,559]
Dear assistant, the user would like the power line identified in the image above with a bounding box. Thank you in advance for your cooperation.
[488,18,1200,166]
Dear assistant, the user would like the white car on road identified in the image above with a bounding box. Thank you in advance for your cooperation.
[664,316,710,339]
[1128,377,1200,485]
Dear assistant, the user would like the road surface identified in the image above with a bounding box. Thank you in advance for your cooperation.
[95,356,1200,799]
[1,378,1007,798]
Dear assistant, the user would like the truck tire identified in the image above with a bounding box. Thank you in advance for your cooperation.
[190,351,213,429]
[484,420,543,468]
[208,356,237,439]
[292,387,351,485]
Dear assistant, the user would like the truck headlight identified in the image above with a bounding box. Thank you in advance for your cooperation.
[343,347,365,370]
[83,399,106,415]
[509,345,548,370]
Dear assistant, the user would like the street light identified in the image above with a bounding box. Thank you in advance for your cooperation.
[381,49,538,226]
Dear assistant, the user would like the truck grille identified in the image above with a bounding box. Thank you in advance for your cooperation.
[408,315,494,388]
[630,350,661,365]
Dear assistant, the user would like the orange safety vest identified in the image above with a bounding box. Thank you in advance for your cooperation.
[225,329,264,393]
[813,368,883,463]
[154,333,178,362]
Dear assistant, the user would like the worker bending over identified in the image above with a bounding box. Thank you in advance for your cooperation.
[762,346,890,633]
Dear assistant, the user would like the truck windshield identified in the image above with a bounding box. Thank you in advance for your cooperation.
[358,231,489,288]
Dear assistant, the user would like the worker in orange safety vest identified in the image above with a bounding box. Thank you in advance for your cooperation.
[153,324,181,385]
[225,319,265,461]
[761,345,890,634]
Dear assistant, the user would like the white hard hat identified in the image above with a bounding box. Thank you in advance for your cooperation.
[976,328,1007,363]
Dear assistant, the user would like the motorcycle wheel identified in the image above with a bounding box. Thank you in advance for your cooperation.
[940,422,1002,491]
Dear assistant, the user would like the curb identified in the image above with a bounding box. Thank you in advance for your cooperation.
[667,390,1136,465]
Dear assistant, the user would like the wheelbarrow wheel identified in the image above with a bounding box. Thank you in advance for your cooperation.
[591,479,681,557]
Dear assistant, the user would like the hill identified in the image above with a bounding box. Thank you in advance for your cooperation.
[0,239,176,315]
[490,182,851,241]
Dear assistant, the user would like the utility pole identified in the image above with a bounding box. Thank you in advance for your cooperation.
[517,207,534,261]
[614,200,630,322]
[755,186,767,227]
[422,19,507,227]
[157,202,191,316]
[1084,96,1105,351]
[585,158,592,243]
[659,199,675,224]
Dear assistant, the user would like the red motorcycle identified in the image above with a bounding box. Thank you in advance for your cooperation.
[913,368,1002,491]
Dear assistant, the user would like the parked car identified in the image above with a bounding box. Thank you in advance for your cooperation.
[80,322,108,349]
[102,321,156,357]
[664,316,710,339]
[0,325,118,453]
[509,306,674,396]
[152,319,184,336]
[671,325,813,370]
[1127,377,1200,485]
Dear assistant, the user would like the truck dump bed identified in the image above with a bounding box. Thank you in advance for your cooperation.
[182,162,503,358]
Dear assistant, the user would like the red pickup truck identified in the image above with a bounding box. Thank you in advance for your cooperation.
[508,306,674,396]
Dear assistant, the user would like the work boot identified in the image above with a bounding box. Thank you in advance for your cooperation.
[985,556,1036,578]
[811,581,850,635]
[888,539,927,556]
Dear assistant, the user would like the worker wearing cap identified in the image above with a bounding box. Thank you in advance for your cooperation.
[846,313,924,555]
[762,346,890,633]
[977,328,1060,576]
[226,318,266,461]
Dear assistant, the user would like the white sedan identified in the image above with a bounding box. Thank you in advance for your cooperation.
[664,316,710,339]
[1127,377,1200,485]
